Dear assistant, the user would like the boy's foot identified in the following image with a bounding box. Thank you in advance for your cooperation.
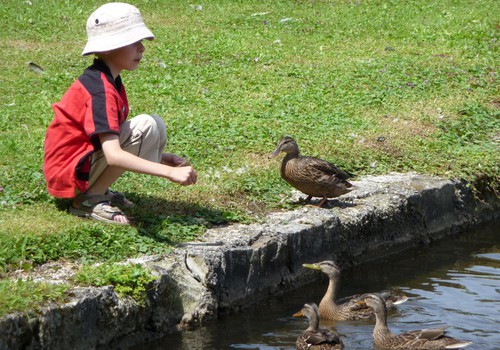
[70,193,130,225]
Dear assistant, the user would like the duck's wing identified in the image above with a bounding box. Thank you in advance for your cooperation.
[336,294,359,306]
[396,327,447,341]
[301,156,354,181]
[283,158,336,184]
[419,328,447,341]
[303,329,342,345]
[340,291,407,318]
[336,294,375,318]
[392,328,471,349]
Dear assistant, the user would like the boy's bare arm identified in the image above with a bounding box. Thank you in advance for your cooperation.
[99,133,197,186]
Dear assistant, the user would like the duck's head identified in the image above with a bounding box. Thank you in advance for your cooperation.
[355,293,386,312]
[303,260,341,278]
[293,302,320,321]
[269,136,299,158]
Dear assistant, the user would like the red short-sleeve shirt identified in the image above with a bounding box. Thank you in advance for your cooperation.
[43,59,129,198]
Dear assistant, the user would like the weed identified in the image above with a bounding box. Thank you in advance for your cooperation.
[74,263,155,305]
[437,103,499,147]
[0,221,173,272]
[0,278,69,318]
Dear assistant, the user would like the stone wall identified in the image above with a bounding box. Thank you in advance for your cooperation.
[1,173,498,349]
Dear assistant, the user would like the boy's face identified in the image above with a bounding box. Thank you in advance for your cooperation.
[99,40,146,77]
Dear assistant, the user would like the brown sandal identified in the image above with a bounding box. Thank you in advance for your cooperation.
[70,193,130,225]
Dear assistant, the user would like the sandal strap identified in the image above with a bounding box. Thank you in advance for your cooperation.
[93,202,124,216]
[90,202,128,225]
[74,193,112,208]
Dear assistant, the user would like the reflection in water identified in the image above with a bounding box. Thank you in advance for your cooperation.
[132,222,499,350]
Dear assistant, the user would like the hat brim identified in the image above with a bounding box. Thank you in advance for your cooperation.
[82,24,154,56]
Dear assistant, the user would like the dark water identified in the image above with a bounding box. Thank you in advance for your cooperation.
[134,222,500,350]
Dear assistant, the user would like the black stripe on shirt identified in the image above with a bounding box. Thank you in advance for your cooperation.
[78,60,121,149]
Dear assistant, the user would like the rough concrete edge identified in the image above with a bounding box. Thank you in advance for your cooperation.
[0,173,498,350]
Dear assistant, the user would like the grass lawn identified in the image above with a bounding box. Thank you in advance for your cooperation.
[0,0,498,316]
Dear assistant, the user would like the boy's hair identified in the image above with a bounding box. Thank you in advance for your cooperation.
[82,2,154,56]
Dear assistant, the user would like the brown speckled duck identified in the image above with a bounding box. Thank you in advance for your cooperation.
[357,294,472,349]
[303,261,408,321]
[293,303,344,350]
[269,136,355,207]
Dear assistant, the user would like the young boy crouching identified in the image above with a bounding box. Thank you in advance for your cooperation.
[44,3,197,225]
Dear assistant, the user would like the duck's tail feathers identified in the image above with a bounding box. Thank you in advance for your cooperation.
[345,183,359,190]
[445,341,472,349]
[337,170,355,180]
[392,295,409,305]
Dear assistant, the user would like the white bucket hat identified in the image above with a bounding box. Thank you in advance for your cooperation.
[82,2,154,56]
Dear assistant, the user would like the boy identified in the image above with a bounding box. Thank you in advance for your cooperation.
[43,2,197,225]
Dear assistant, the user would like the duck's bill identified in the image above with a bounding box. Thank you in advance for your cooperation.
[302,263,322,270]
[268,148,280,159]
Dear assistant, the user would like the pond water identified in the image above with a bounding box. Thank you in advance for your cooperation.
[132,221,499,350]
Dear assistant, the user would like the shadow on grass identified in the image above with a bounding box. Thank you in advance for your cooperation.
[113,193,242,245]
[51,192,238,245]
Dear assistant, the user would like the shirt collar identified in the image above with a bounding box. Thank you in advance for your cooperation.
[90,59,123,92]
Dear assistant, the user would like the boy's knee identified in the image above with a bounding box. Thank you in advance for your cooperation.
[150,114,166,128]
[132,114,166,138]
[134,113,163,128]
[150,114,167,138]
[121,114,167,160]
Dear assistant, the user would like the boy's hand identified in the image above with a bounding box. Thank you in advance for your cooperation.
[161,153,197,185]
[167,166,197,185]
[161,153,190,167]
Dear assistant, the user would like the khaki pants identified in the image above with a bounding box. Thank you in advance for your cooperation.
[88,114,167,187]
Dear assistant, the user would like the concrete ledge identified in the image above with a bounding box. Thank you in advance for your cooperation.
[1,173,498,349]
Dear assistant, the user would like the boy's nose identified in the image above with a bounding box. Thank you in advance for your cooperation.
[138,42,145,52]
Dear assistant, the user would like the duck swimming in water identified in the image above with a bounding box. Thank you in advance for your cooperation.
[303,261,408,321]
[293,302,344,350]
[357,293,472,349]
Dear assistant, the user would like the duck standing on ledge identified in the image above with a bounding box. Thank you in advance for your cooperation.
[357,294,472,349]
[293,303,344,350]
[269,136,355,207]
[303,261,408,320]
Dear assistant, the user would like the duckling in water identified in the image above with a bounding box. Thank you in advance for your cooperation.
[269,136,355,207]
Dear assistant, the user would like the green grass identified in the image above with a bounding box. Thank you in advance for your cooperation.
[74,263,156,304]
[0,278,69,317]
[0,0,498,315]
